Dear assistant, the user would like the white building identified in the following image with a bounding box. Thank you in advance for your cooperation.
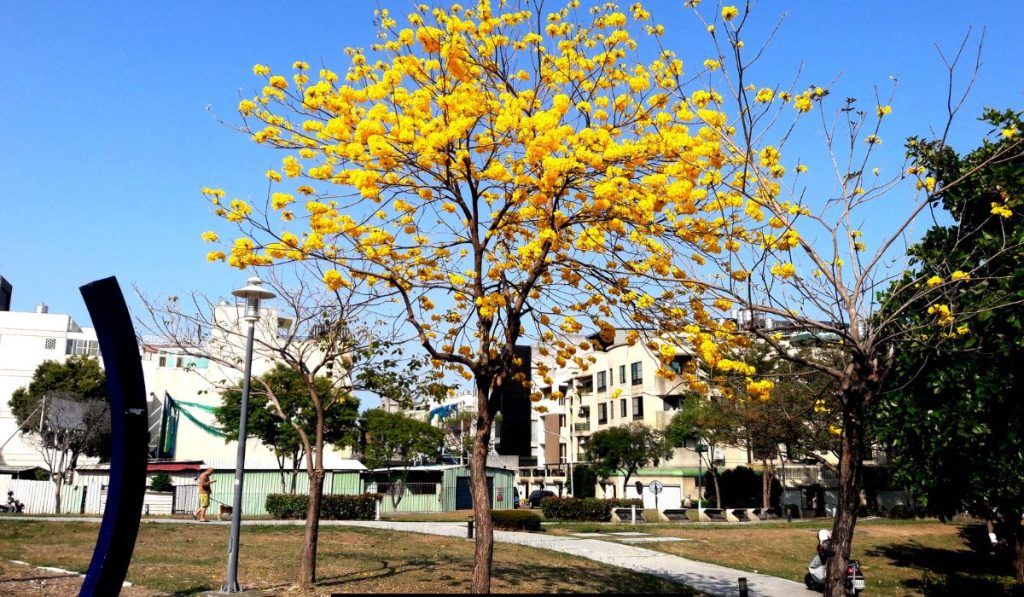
[0,282,359,477]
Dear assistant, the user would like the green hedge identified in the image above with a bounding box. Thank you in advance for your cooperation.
[540,497,644,521]
[265,493,383,520]
[492,510,542,532]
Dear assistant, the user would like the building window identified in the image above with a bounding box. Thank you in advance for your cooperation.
[65,339,100,357]
[619,365,626,384]
[620,398,627,418]
[598,402,608,425]
[559,414,566,428]
[596,371,607,393]
[44,338,57,350]
[630,361,642,386]
[559,443,567,464]
[632,396,644,419]
[579,377,594,395]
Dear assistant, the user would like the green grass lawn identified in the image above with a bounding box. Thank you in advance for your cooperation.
[0,519,693,595]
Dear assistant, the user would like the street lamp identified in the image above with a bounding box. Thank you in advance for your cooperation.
[222,276,274,593]
[695,443,707,521]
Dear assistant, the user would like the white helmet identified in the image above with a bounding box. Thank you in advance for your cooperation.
[817,529,832,544]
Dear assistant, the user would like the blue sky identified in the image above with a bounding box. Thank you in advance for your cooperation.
[1,0,1022,327]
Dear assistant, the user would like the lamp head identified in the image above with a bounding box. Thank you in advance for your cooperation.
[232,276,275,323]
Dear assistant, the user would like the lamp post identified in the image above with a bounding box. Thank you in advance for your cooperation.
[221,276,274,593]
[695,443,707,520]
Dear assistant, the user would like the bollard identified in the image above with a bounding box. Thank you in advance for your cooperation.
[738,577,748,597]
[375,499,380,521]
[631,505,636,525]
[467,520,474,539]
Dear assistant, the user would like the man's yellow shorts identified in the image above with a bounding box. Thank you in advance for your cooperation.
[199,493,210,508]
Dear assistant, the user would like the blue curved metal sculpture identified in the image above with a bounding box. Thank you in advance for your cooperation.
[79,277,149,597]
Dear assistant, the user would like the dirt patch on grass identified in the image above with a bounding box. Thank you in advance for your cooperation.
[0,560,162,597]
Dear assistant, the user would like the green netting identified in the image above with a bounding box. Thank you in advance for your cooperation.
[173,399,227,438]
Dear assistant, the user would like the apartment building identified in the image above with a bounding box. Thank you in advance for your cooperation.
[520,329,749,509]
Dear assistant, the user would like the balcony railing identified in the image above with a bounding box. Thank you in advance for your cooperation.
[573,422,591,432]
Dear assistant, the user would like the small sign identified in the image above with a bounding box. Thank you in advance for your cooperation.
[649,480,664,495]
[496,487,504,502]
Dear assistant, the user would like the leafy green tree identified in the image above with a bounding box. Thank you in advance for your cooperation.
[360,409,444,507]
[216,364,359,494]
[877,108,1024,581]
[8,356,111,512]
[586,422,672,497]
[664,394,739,508]
[713,343,842,508]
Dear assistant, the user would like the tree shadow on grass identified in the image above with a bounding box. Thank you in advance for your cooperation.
[864,523,1016,595]
[490,560,690,594]
[314,556,689,594]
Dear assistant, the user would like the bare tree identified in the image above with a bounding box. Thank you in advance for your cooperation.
[137,267,439,588]
[37,395,110,513]
[647,8,1024,595]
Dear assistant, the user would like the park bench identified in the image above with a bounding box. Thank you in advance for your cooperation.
[662,509,692,522]
[612,507,646,523]
[702,508,728,522]
[730,509,751,522]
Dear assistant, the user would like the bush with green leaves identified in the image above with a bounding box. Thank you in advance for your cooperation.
[265,493,383,520]
[540,497,643,521]
[491,509,542,532]
[149,472,173,493]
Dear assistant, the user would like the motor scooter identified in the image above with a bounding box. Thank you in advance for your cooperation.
[0,490,24,514]
[805,529,865,595]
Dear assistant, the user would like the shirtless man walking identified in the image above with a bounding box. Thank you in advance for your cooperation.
[193,467,216,522]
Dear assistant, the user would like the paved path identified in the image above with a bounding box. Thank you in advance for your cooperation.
[9,517,807,596]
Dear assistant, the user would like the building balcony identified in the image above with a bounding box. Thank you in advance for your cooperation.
[573,422,591,433]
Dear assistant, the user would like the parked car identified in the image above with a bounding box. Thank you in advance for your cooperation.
[527,489,555,508]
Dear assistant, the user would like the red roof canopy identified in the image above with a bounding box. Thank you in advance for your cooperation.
[147,462,204,472]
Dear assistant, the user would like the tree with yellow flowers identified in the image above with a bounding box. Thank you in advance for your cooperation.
[204,1,755,591]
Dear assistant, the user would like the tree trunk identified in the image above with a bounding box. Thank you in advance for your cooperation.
[711,468,722,509]
[299,468,325,587]
[825,392,867,597]
[470,381,494,594]
[1014,530,1024,583]
[762,459,771,510]
[276,454,287,494]
[53,474,63,514]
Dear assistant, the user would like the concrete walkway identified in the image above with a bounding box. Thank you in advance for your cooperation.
[9,517,807,596]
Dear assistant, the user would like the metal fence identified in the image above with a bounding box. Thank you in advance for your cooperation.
[366,482,442,513]
[0,478,85,514]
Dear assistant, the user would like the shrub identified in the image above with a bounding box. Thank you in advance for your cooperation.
[887,504,917,519]
[149,472,173,492]
[492,509,541,532]
[540,497,643,521]
[265,493,382,520]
